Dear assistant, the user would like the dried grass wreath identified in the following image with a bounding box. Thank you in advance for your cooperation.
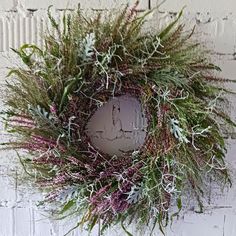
[1,3,235,236]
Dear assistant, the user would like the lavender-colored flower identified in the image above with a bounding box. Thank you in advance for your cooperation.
[50,104,57,114]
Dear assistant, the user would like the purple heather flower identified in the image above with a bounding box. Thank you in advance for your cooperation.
[52,172,71,185]
[11,116,36,128]
[49,104,57,114]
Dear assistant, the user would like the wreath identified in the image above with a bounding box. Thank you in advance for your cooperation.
[2,3,235,236]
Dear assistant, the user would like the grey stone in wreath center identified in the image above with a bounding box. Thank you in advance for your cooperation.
[85,95,148,156]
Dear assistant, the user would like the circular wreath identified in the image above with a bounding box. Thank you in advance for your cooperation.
[2,4,235,236]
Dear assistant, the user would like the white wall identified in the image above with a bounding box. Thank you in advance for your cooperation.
[0,0,236,235]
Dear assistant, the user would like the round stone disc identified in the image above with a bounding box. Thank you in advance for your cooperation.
[85,95,148,156]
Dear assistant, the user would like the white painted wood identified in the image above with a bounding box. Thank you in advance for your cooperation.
[157,0,236,13]
[23,0,149,10]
